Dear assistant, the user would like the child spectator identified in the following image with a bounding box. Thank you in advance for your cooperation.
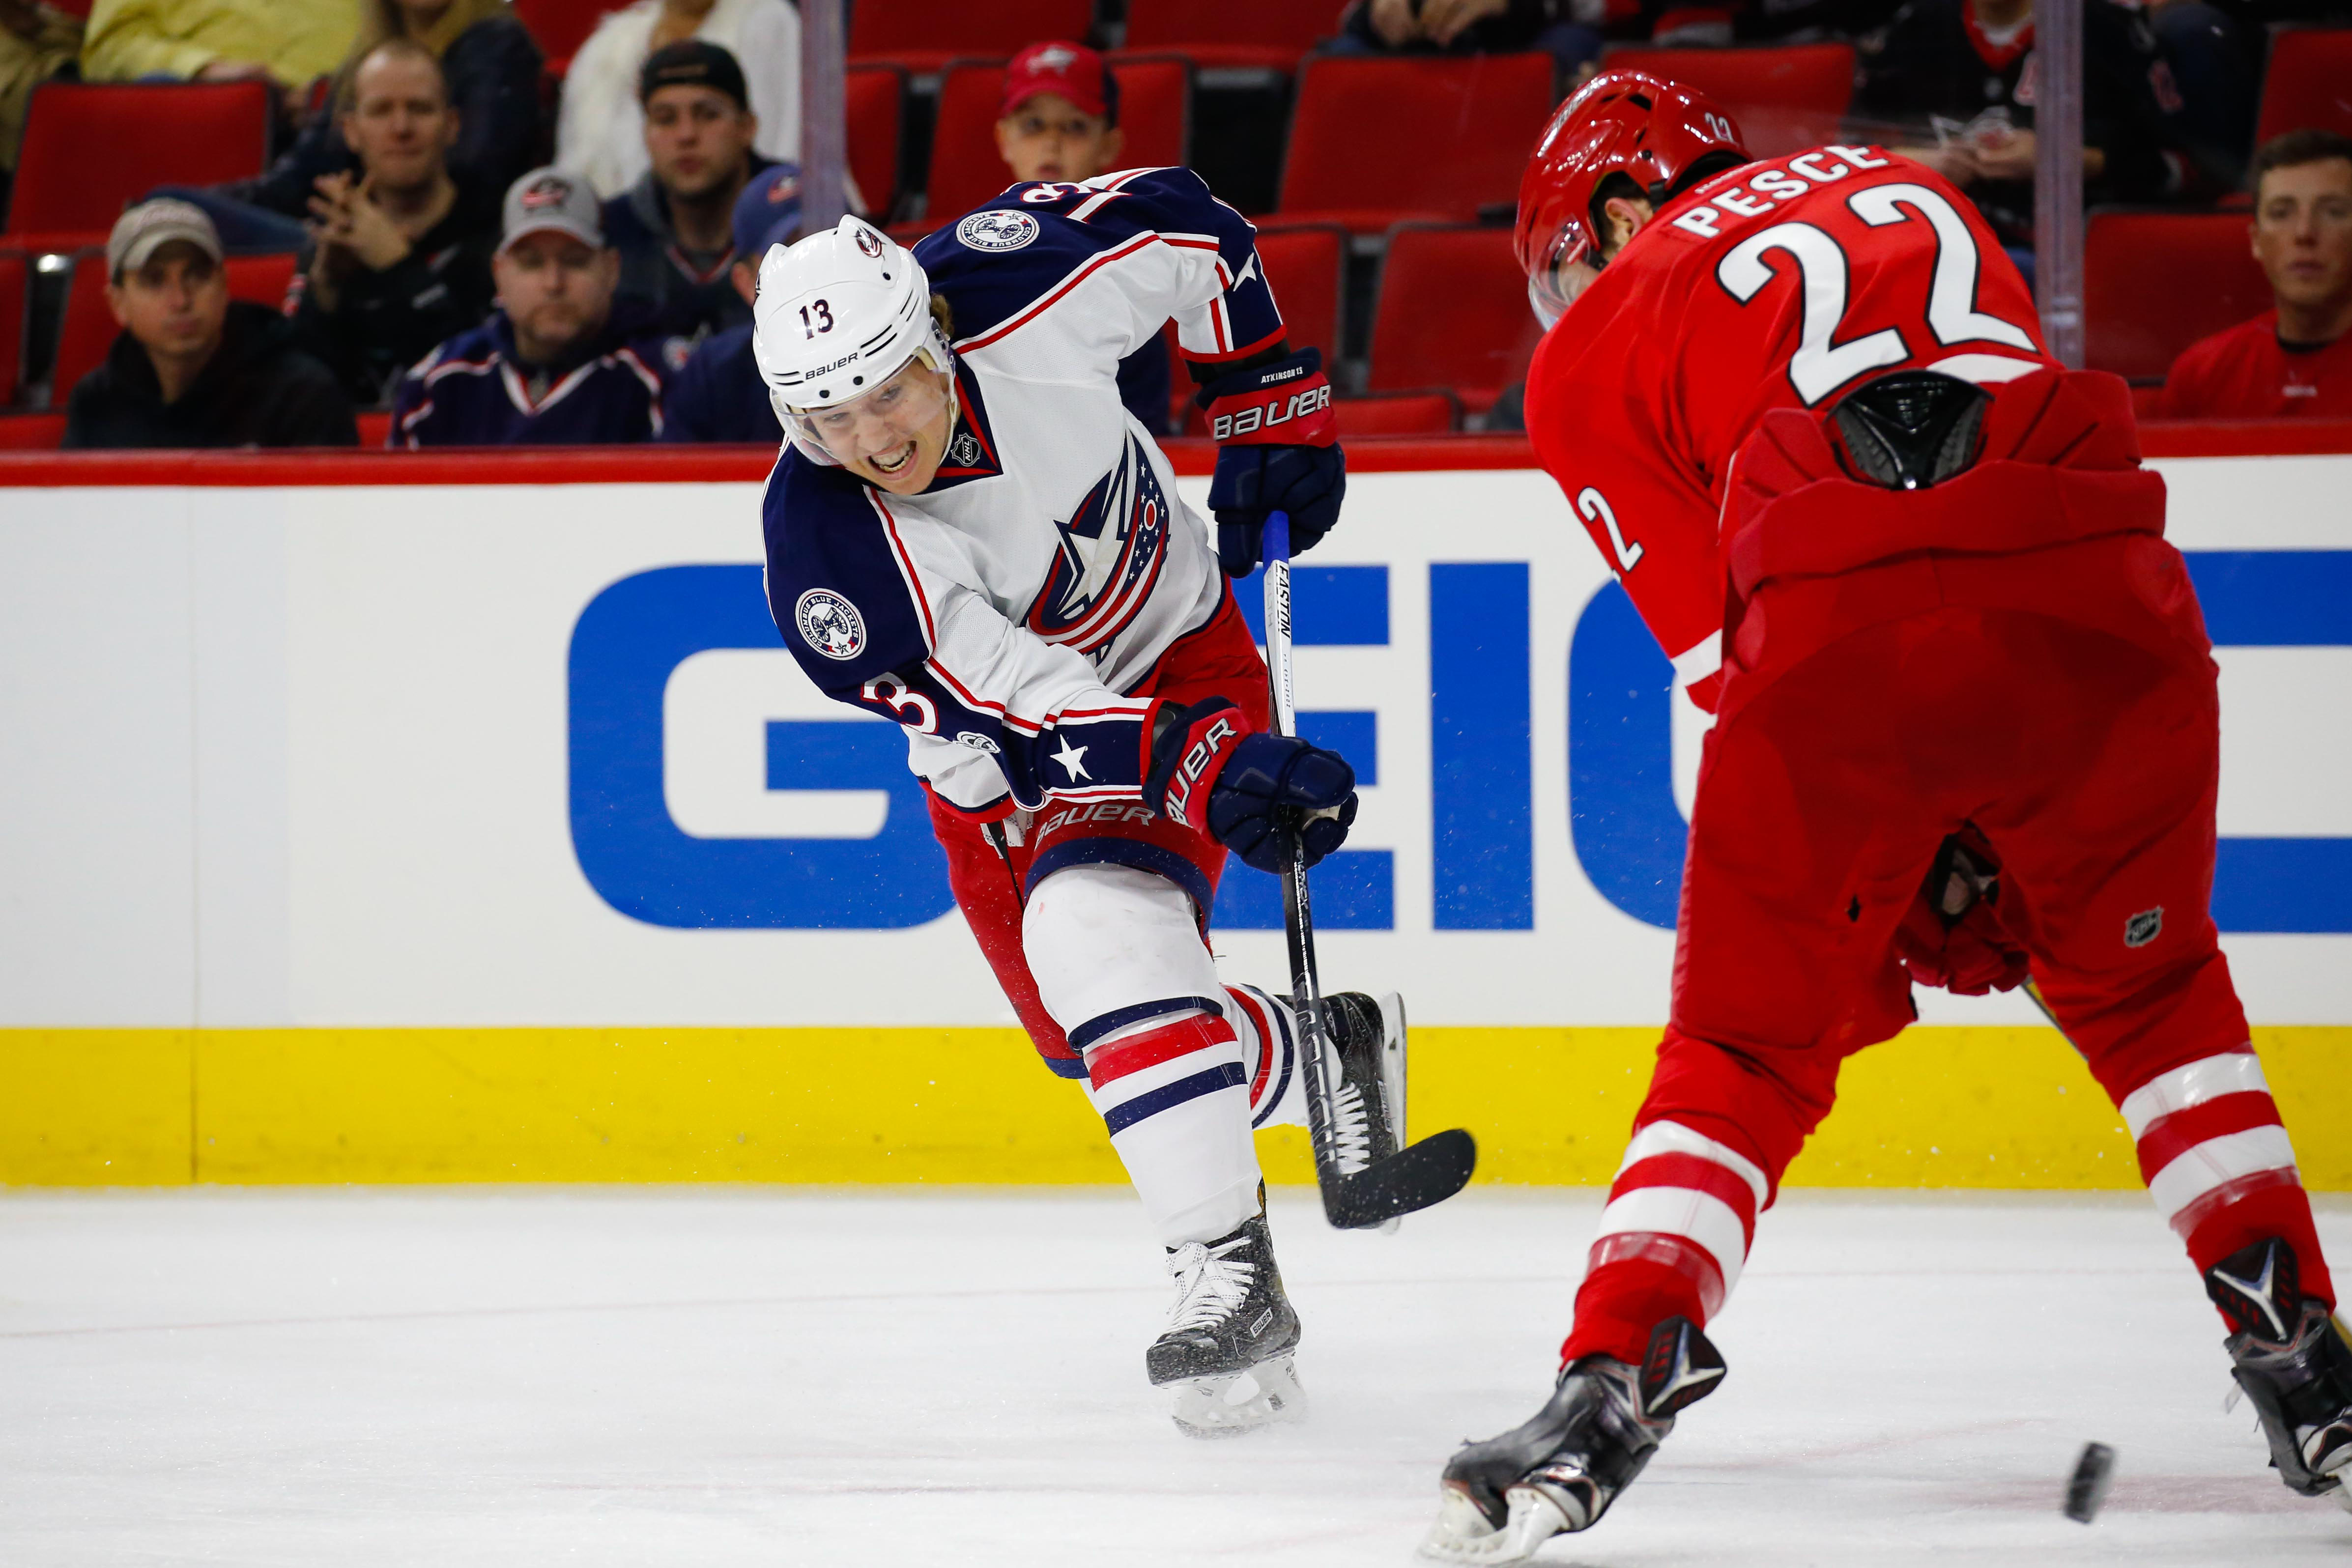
[557,0,798,200]
[292,39,498,404]
[0,0,80,206]
[2158,129,2352,419]
[604,40,772,340]
[391,167,686,446]
[63,199,357,448]
[80,0,358,123]
[660,161,797,443]
[1854,0,2200,259]
[988,40,1173,434]
[158,0,540,254]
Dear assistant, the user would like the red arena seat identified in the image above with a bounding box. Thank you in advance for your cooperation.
[510,0,617,77]
[2253,28,2352,145]
[1336,390,1460,436]
[1253,224,1345,370]
[6,82,273,247]
[847,65,906,222]
[1603,42,1855,160]
[0,411,65,448]
[921,56,1191,231]
[2085,211,2272,383]
[848,0,1094,76]
[1120,0,1347,75]
[1278,54,1557,232]
[0,250,25,406]
[1367,224,1543,412]
[50,250,300,401]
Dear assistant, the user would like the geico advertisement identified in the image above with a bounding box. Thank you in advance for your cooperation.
[1,461,2347,1029]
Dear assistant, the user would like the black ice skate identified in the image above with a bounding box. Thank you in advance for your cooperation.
[1147,1209,1306,1438]
[2208,1237,2352,1510]
[1421,1317,1725,1562]
[1321,990,1406,1179]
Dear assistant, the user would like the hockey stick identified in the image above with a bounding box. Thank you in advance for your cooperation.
[1262,512,1478,1230]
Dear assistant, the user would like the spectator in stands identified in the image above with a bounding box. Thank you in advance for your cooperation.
[0,0,80,208]
[391,167,685,446]
[1853,0,2202,262]
[2159,129,2352,419]
[292,39,498,404]
[661,161,797,443]
[160,0,540,255]
[988,40,1172,435]
[79,0,357,122]
[1329,0,1603,74]
[558,0,798,200]
[64,199,357,448]
[2141,0,2258,191]
[605,40,772,340]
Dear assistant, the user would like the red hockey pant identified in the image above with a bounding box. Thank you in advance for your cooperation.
[1566,532,2334,1366]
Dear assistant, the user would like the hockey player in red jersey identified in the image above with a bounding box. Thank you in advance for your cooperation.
[1421,71,2352,1561]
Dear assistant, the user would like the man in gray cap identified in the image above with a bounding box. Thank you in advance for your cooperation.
[62,198,356,449]
[390,167,686,447]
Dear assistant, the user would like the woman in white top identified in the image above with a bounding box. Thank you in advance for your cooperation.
[555,0,797,198]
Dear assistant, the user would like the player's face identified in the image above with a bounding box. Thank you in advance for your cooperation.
[107,242,228,362]
[996,93,1122,184]
[645,86,759,202]
[796,357,955,493]
[2253,157,2352,313]
[493,231,618,362]
[1526,223,1603,329]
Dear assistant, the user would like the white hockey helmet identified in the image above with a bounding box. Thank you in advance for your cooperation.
[752,216,952,427]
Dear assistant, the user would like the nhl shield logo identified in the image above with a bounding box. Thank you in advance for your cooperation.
[2124,907,2163,948]
[956,210,1040,253]
[795,589,866,660]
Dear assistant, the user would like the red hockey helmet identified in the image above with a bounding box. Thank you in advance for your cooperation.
[1515,69,1749,325]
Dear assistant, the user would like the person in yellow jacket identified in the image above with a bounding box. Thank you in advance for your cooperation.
[80,0,361,119]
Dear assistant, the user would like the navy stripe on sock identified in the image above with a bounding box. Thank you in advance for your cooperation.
[1101,1061,1246,1135]
[1069,994,1227,1052]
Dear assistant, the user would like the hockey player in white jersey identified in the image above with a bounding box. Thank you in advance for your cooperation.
[752,173,1400,1436]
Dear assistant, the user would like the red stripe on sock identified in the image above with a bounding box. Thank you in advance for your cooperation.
[1560,1234,1724,1367]
[1085,1014,1234,1090]
[2171,1165,2304,1246]
[1227,987,1277,1110]
[2135,1091,2284,1183]
[1611,1153,1759,1248]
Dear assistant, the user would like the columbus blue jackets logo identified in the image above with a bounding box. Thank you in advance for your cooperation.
[1024,435,1172,653]
[795,589,866,660]
[957,210,1040,253]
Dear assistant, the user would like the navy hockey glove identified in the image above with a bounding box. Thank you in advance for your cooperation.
[1144,698,1358,875]
[1197,348,1345,577]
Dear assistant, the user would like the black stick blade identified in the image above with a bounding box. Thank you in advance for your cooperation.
[1321,1128,1478,1229]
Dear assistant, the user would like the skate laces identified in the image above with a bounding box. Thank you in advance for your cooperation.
[1328,1072,1374,1173]
[1167,1235,1256,1334]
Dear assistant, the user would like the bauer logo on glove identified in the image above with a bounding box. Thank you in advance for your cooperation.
[1144,697,1358,875]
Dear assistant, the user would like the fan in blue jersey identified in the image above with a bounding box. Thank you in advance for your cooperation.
[753,191,1388,1437]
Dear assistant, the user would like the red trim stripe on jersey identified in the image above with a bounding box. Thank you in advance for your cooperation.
[865,490,939,652]
[955,231,1163,351]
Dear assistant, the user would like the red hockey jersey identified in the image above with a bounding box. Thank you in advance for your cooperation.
[1524,144,2061,709]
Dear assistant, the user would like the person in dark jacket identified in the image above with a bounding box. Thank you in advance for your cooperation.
[293,38,499,404]
[392,167,687,446]
[603,39,771,341]
[158,0,541,252]
[661,161,797,443]
[1854,0,2203,257]
[64,200,357,449]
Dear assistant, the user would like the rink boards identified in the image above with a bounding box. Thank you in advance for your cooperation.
[2,440,2349,1187]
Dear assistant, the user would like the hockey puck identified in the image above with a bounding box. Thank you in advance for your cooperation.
[2063,1442,2116,1523]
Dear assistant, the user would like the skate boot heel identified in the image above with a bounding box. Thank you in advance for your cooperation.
[2206,1238,2352,1506]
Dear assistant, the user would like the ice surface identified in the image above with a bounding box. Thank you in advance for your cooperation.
[3,1188,2349,1566]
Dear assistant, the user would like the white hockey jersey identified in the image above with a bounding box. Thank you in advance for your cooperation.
[762,167,1289,817]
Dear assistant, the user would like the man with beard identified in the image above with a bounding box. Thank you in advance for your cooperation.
[602,38,771,339]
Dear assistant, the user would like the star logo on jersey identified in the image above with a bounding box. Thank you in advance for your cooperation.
[794,588,866,660]
[1022,434,1173,655]
[956,210,1040,253]
[1051,737,1091,781]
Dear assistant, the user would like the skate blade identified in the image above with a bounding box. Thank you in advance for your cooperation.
[1376,990,1408,1237]
[1418,1483,1570,1564]
[1169,1354,1307,1439]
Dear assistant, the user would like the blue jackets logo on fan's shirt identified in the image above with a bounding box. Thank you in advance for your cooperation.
[1024,435,1173,653]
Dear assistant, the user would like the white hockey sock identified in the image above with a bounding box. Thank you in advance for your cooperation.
[1082,1012,1261,1246]
[1225,983,1308,1130]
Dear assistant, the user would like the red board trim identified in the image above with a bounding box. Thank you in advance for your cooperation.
[0,424,2343,488]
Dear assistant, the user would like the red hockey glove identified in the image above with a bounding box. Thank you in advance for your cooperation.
[1894,832,2031,996]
